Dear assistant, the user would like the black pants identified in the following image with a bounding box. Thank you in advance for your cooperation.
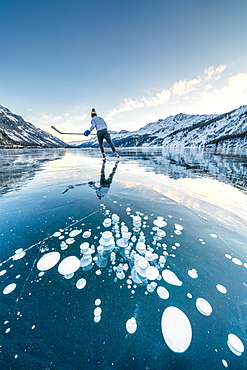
[97,129,116,154]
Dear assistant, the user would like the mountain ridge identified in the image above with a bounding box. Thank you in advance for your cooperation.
[1,104,247,149]
[0,105,68,148]
[78,105,247,149]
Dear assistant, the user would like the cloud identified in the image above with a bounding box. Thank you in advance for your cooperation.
[36,112,87,125]
[194,72,247,113]
[172,78,201,96]
[38,113,63,124]
[107,89,171,119]
[228,72,247,92]
[107,63,233,120]
[142,89,171,106]
[204,64,226,80]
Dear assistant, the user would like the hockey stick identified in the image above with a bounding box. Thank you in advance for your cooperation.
[51,125,96,135]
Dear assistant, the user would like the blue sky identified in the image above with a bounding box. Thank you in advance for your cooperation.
[1,0,247,142]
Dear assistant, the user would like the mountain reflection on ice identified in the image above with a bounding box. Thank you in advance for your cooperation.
[1,148,247,369]
[0,148,65,196]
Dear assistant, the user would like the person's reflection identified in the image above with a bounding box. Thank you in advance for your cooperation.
[62,160,119,199]
[88,160,119,199]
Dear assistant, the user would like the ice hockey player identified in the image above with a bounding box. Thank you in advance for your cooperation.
[84,108,119,159]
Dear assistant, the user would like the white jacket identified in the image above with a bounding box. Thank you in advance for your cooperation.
[90,116,107,132]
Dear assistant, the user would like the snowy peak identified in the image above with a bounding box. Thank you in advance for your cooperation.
[79,104,247,149]
[0,105,68,148]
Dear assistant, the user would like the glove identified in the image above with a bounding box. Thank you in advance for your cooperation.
[84,130,91,136]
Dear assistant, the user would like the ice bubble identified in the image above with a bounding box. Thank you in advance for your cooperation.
[60,241,68,250]
[196,298,212,316]
[122,231,131,241]
[94,315,101,323]
[117,238,128,248]
[12,249,26,260]
[210,233,217,238]
[225,254,232,259]
[232,257,242,266]
[175,224,183,231]
[65,238,75,245]
[116,271,125,280]
[53,232,62,237]
[69,229,82,237]
[153,217,167,228]
[58,256,80,275]
[101,231,113,243]
[151,253,158,261]
[112,214,120,223]
[110,252,116,262]
[82,231,91,238]
[126,317,137,334]
[188,269,198,279]
[133,215,141,223]
[95,299,101,306]
[5,328,11,334]
[159,255,166,265]
[157,286,169,299]
[133,216,142,229]
[156,229,166,238]
[147,282,157,293]
[64,273,74,279]
[97,245,104,254]
[216,284,227,294]
[187,293,192,299]
[80,242,90,254]
[76,278,87,289]
[136,241,146,254]
[145,251,153,261]
[174,230,182,235]
[94,307,102,317]
[96,269,102,275]
[3,283,17,295]
[80,254,93,267]
[146,266,159,280]
[0,270,7,276]
[100,232,115,251]
[126,207,131,212]
[103,218,112,227]
[135,257,149,277]
[162,269,182,286]
[161,306,192,353]
[37,252,61,271]
[222,359,228,367]
[131,268,148,285]
[227,334,244,356]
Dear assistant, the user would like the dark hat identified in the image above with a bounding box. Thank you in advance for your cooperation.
[91,108,97,117]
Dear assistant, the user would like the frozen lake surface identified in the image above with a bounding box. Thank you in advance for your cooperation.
[1,147,247,369]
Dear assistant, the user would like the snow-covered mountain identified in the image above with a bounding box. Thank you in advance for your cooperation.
[0,105,68,148]
[79,105,247,149]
